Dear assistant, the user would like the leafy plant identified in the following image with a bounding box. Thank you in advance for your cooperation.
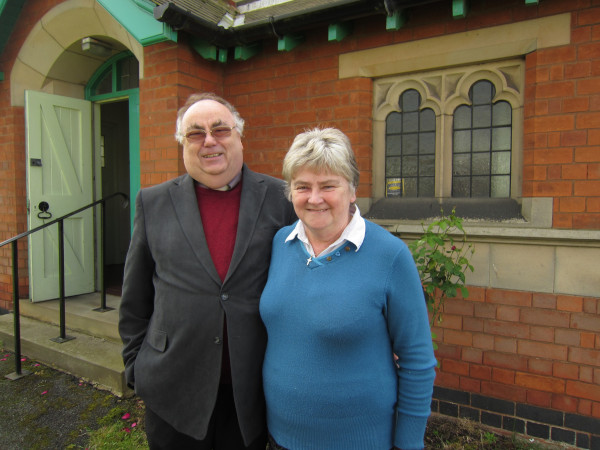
[409,209,474,334]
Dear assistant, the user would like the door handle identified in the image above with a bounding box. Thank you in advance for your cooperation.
[37,201,52,219]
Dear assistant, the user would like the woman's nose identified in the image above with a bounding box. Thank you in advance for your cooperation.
[308,189,323,203]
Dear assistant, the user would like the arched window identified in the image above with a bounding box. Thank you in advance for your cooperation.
[86,52,139,99]
[385,89,436,197]
[452,80,512,198]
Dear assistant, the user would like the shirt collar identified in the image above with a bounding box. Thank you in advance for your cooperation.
[285,205,366,257]
[196,171,242,191]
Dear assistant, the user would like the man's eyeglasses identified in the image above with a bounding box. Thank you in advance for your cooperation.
[185,126,235,143]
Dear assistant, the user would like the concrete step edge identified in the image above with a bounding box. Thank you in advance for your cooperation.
[18,298,121,344]
[0,313,132,397]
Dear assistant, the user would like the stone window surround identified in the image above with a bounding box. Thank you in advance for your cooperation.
[375,60,524,201]
[339,13,571,229]
[338,13,600,299]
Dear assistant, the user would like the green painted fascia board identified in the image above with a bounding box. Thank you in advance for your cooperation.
[0,0,26,55]
[97,0,176,46]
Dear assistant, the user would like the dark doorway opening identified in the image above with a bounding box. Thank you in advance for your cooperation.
[100,100,130,296]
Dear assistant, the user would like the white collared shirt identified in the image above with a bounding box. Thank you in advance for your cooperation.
[285,205,366,257]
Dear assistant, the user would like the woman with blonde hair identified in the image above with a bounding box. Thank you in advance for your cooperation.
[260,127,437,450]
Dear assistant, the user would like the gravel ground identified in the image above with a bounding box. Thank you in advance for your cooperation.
[0,348,141,449]
[1,346,561,450]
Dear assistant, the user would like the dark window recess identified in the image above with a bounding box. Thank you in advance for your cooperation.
[452,80,512,198]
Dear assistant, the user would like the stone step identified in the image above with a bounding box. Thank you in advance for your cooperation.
[0,293,131,397]
[18,293,121,343]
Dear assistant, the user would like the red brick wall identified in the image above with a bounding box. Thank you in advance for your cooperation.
[434,287,600,419]
[223,36,373,197]
[0,0,64,304]
[522,5,600,229]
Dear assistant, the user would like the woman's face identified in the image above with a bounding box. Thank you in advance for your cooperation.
[290,168,356,244]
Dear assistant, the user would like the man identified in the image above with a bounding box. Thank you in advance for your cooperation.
[119,93,296,449]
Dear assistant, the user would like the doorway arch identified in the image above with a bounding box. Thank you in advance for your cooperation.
[13,0,143,299]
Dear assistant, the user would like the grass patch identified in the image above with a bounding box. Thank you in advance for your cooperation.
[87,402,147,449]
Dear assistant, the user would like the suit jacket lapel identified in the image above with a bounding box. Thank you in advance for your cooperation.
[224,165,267,284]
[169,174,222,286]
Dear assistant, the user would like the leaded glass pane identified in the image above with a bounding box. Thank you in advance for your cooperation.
[118,56,139,90]
[472,81,494,105]
[387,112,402,132]
[492,151,511,175]
[385,89,436,197]
[491,175,510,197]
[386,135,402,155]
[472,153,490,176]
[453,130,471,153]
[453,178,470,197]
[452,79,511,198]
[453,154,470,176]
[419,132,435,154]
[420,109,435,131]
[473,105,492,128]
[403,178,418,197]
[402,134,418,155]
[420,155,435,176]
[402,90,420,112]
[493,102,511,126]
[403,112,419,132]
[386,157,402,177]
[454,106,471,129]
[492,127,511,151]
[402,156,418,176]
[419,177,435,196]
[95,70,112,95]
[472,176,490,197]
[472,129,491,152]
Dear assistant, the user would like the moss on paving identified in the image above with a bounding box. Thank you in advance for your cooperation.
[0,348,141,448]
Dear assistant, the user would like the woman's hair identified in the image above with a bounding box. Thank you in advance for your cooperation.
[282,127,360,200]
[174,92,245,144]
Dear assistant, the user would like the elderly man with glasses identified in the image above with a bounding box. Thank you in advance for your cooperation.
[119,93,296,449]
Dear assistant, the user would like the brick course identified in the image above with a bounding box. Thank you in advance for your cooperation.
[434,286,600,423]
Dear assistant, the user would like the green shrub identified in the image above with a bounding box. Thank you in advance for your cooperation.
[409,209,474,347]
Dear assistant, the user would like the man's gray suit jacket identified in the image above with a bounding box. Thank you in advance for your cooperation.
[119,165,296,444]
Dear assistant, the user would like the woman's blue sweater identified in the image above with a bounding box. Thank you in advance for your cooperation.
[260,220,437,450]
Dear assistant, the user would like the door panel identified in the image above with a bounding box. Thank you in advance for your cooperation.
[26,91,94,302]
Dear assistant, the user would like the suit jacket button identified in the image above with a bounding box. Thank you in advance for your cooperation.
[221,293,229,301]
[214,337,222,344]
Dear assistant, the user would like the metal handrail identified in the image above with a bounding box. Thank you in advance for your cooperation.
[1,192,128,379]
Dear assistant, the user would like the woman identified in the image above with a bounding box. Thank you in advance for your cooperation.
[260,128,437,450]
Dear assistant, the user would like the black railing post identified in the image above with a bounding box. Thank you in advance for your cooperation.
[5,241,31,380]
[0,192,127,360]
[93,199,113,312]
[50,219,74,343]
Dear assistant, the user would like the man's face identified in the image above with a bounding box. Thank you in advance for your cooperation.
[181,100,244,188]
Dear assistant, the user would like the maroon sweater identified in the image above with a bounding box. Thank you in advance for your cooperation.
[195,181,242,384]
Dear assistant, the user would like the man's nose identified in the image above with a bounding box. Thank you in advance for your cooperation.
[203,131,218,146]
